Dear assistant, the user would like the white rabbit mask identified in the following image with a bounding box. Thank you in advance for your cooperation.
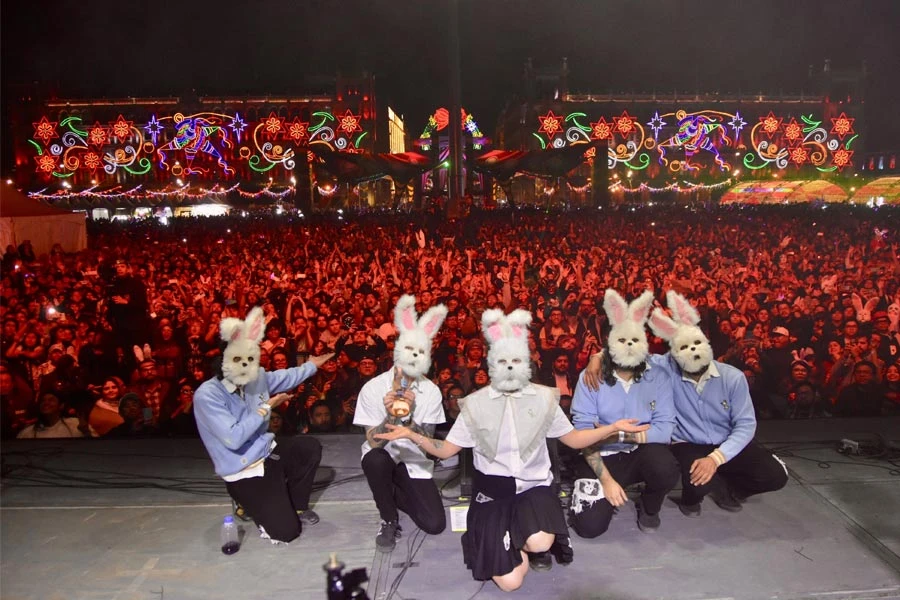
[393,294,447,380]
[603,289,654,369]
[648,291,714,375]
[219,306,265,387]
[482,308,533,392]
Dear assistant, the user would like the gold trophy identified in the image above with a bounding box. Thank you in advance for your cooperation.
[390,368,411,418]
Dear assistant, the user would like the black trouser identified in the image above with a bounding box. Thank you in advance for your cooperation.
[669,439,789,506]
[569,444,679,539]
[361,448,446,535]
[225,436,322,543]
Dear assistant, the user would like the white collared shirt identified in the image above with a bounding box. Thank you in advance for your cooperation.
[681,361,720,395]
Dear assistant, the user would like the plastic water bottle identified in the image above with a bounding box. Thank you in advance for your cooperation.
[220,515,240,555]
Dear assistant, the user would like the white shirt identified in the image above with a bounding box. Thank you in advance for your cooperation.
[681,361,720,395]
[17,418,86,439]
[446,396,573,493]
[353,369,446,479]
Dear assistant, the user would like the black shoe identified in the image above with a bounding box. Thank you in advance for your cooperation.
[528,551,553,572]
[232,499,252,522]
[297,509,320,525]
[709,485,743,513]
[375,520,401,552]
[635,498,661,532]
[549,534,574,566]
[677,497,702,518]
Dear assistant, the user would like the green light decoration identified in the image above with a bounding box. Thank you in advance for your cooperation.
[844,134,858,150]
[309,111,335,133]
[124,158,152,175]
[565,112,592,133]
[28,139,43,154]
[354,132,368,148]
[816,166,838,172]
[742,153,767,170]
[51,171,73,178]
[623,153,650,170]
[248,154,277,173]
[532,133,547,149]
[801,114,822,133]
[60,116,88,137]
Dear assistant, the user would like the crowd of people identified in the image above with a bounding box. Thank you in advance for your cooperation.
[2,203,899,440]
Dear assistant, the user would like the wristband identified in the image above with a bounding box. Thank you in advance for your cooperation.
[618,431,625,443]
[708,448,727,467]
[257,404,272,418]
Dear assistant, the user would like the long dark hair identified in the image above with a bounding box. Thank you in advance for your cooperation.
[601,349,647,387]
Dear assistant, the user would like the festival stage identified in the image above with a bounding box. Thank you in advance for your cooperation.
[2,419,899,600]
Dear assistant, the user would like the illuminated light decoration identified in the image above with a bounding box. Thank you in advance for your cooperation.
[229,112,247,142]
[83,152,102,171]
[337,110,363,136]
[589,117,613,140]
[832,147,853,171]
[608,178,732,195]
[538,111,564,139]
[87,122,109,147]
[433,107,468,131]
[28,182,293,202]
[728,112,747,139]
[144,115,164,145]
[35,154,56,173]
[789,146,808,167]
[354,131,368,148]
[532,133,547,150]
[157,114,234,175]
[286,117,309,142]
[110,115,134,141]
[646,112,666,139]
[830,112,854,139]
[657,111,731,172]
[613,111,637,138]
[263,113,285,136]
[33,116,59,145]
[783,118,802,145]
[759,112,783,139]
[583,146,597,165]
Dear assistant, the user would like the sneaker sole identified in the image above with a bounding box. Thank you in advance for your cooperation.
[713,501,743,513]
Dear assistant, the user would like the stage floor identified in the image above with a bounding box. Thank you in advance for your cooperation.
[2,418,899,600]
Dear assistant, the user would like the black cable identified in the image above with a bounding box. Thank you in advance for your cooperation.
[466,581,487,600]
[386,526,427,599]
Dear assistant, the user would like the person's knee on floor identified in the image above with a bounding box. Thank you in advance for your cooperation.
[523,530,554,554]
[492,554,528,593]
[414,508,446,535]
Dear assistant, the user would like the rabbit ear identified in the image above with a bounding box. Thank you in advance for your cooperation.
[667,290,700,326]
[394,295,418,333]
[133,345,144,363]
[420,304,448,339]
[851,293,863,311]
[219,317,244,343]
[865,297,879,312]
[648,308,680,341]
[245,307,266,344]
[507,309,532,339]
[603,289,628,326]
[481,309,506,344]
[628,290,654,324]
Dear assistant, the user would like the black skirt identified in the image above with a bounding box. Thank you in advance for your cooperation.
[461,470,569,581]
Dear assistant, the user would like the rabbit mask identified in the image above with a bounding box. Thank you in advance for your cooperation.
[648,291,714,375]
[393,295,447,380]
[482,308,533,392]
[219,306,265,387]
[603,289,654,369]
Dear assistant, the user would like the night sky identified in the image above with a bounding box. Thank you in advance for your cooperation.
[3,0,899,148]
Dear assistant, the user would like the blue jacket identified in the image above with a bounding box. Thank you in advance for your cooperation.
[571,365,675,451]
[194,364,317,478]
[649,354,756,462]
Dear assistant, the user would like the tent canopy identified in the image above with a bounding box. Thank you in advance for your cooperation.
[850,177,900,205]
[720,180,849,205]
[0,186,87,255]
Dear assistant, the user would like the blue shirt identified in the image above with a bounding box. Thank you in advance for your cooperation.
[649,354,756,461]
[571,365,675,451]
[194,364,317,478]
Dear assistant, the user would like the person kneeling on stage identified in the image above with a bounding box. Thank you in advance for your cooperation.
[194,307,333,544]
[374,308,649,592]
[569,290,679,537]
[353,295,449,552]
[647,291,789,516]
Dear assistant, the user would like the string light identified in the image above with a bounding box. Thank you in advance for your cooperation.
[28,182,294,201]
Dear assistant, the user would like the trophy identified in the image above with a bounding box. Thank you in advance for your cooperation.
[390,369,411,418]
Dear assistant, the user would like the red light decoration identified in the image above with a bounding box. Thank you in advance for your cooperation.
[109,114,134,140]
[832,147,853,170]
[35,154,56,173]
[613,111,637,137]
[87,122,109,147]
[789,146,808,167]
[32,116,59,145]
[589,117,613,140]
[83,152,102,171]
[286,118,309,142]
[783,119,802,144]
[263,113,284,136]
[830,112,854,139]
[338,110,363,135]
[759,112,783,139]
[537,111,564,138]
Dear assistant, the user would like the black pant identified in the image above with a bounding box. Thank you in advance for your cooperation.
[570,444,679,539]
[225,436,322,543]
[669,439,789,506]
[361,448,446,535]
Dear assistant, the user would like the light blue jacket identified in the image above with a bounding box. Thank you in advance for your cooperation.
[194,364,317,478]
[571,365,676,451]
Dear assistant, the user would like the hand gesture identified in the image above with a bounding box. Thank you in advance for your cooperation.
[373,422,412,442]
[612,418,650,434]
[601,477,628,507]
[309,352,335,368]
[582,351,603,391]
[689,456,718,486]
[267,393,292,409]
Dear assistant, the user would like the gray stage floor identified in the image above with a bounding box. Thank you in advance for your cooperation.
[2,418,899,600]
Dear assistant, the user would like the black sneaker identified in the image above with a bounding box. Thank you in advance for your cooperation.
[677,497,702,518]
[527,551,553,572]
[708,485,743,513]
[297,509,320,525]
[635,498,661,532]
[232,499,252,522]
[375,520,401,552]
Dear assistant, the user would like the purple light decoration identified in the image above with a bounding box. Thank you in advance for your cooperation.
[647,111,666,139]
[144,115,164,145]
[729,111,747,139]
[230,113,247,143]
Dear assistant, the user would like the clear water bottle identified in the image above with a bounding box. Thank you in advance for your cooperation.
[220,515,240,555]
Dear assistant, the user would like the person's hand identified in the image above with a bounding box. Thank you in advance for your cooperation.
[583,351,603,391]
[689,456,718,486]
[342,397,355,417]
[612,418,650,434]
[373,423,413,442]
[600,476,628,507]
[308,352,335,368]
[267,393,292,409]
